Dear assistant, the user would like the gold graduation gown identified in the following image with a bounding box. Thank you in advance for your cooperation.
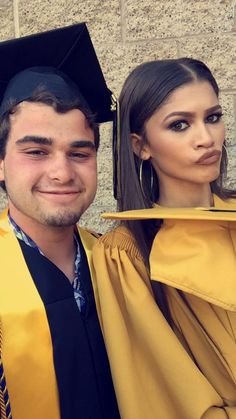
[0,209,100,419]
[92,195,236,419]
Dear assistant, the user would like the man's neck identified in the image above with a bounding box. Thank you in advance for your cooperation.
[9,210,77,282]
[32,226,77,282]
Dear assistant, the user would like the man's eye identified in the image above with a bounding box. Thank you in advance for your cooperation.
[70,149,95,159]
[71,152,89,158]
[168,120,189,132]
[206,112,223,123]
[25,149,47,155]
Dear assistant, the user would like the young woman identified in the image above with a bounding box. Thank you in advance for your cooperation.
[92,58,236,418]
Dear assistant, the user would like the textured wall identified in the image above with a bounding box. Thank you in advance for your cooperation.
[0,0,235,232]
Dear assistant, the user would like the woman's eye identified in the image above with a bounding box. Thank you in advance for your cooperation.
[169,120,189,132]
[206,112,223,123]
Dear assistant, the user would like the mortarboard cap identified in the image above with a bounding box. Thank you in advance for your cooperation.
[0,23,113,123]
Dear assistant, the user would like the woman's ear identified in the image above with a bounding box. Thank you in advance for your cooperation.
[130,133,151,160]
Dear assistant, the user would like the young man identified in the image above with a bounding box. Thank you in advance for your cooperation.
[0,24,120,419]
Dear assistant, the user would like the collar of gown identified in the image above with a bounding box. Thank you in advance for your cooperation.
[103,195,236,310]
[102,194,236,221]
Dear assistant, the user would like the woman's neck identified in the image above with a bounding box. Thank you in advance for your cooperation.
[158,182,214,208]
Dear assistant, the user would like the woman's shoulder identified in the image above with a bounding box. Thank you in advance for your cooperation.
[98,225,144,260]
[214,193,236,209]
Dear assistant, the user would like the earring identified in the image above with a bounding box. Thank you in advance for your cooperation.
[223,143,228,161]
[139,159,145,196]
[139,159,154,198]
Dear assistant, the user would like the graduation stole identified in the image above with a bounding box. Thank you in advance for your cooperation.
[0,318,12,419]
[0,209,98,419]
[0,210,60,418]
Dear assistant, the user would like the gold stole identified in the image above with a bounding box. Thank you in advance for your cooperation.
[0,210,97,419]
[0,210,60,418]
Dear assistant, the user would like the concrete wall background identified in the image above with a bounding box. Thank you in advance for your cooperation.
[0,0,235,232]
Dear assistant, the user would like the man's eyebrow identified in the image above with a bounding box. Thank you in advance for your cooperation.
[163,105,222,122]
[15,137,95,149]
[16,136,53,145]
[70,140,95,149]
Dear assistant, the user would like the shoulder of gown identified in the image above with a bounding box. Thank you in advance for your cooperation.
[96,225,144,261]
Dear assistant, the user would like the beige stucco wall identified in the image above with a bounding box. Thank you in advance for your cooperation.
[0,0,235,232]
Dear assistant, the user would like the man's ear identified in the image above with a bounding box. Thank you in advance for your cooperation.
[130,133,151,160]
[0,159,5,181]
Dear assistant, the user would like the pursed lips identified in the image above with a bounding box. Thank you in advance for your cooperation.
[196,150,221,165]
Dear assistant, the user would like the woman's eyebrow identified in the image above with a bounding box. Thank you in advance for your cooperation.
[163,105,222,122]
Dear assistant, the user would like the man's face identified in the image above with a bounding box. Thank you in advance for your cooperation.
[0,101,97,229]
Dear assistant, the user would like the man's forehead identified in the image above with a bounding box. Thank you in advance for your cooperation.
[8,103,95,143]
[11,100,51,115]
[10,101,86,120]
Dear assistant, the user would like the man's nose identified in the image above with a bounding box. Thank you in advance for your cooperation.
[48,156,75,183]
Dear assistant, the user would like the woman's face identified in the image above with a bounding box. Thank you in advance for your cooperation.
[134,81,225,198]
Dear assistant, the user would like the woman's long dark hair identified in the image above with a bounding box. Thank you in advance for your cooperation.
[115,58,235,317]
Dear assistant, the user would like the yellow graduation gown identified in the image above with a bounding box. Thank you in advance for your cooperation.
[0,209,98,419]
[92,195,236,418]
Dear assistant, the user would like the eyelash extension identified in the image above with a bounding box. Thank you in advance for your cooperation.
[215,111,223,117]
[206,112,224,122]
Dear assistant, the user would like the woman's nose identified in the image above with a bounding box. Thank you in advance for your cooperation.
[193,124,215,149]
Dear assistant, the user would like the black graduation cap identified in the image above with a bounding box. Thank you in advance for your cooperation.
[0,23,113,123]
